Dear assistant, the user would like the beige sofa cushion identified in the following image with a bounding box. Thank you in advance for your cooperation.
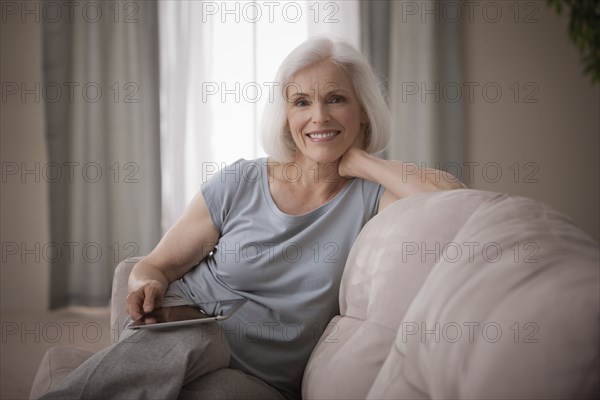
[303,189,599,399]
[302,189,502,399]
[367,192,599,399]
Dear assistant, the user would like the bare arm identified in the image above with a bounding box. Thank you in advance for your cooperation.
[339,148,467,212]
[126,191,219,320]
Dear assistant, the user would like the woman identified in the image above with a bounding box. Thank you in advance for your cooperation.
[40,37,463,400]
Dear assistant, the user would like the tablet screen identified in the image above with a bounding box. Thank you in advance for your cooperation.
[127,299,247,330]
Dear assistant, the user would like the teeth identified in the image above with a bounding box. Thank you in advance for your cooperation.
[309,131,338,139]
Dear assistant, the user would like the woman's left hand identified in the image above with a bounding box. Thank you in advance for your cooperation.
[338,131,369,178]
[337,131,467,211]
[338,147,368,178]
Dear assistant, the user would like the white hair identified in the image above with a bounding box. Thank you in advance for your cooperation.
[261,36,391,162]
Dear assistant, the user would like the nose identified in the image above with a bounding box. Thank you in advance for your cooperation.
[311,102,329,125]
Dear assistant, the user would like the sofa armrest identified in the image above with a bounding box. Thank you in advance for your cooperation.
[29,346,95,400]
[110,257,143,334]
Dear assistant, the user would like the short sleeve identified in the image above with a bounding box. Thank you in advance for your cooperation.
[200,159,246,232]
[361,178,384,219]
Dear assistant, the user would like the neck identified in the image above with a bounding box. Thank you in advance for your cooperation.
[269,157,350,194]
[266,156,352,215]
[288,154,347,184]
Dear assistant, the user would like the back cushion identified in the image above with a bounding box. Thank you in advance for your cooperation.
[367,193,599,399]
[302,189,500,399]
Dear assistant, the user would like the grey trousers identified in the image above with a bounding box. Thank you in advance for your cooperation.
[36,296,286,400]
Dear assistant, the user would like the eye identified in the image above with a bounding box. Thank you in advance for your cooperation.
[294,98,309,107]
[328,95,345,104]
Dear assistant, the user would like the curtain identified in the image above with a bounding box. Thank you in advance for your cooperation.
[361,0,465,167]
[42,0,363,306]
[158,1,215,234]
[43,1,161,307]
[387,0,465,167]
[360,0,391,91]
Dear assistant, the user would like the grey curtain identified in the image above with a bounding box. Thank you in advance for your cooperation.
[361,0,465,168]
[360,0,391,91]
[43,1,161,307]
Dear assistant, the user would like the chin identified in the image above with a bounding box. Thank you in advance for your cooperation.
[297,145,348,165]
[303,151,344,165]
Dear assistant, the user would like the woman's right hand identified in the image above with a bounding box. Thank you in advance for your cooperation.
[124,190,220,321]
[126,279,166,321]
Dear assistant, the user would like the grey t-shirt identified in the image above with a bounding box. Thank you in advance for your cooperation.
[170,158,383,398]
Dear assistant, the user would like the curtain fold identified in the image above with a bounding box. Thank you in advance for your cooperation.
[387,0,465,167]
[43,1,161,308]
[360,0,391,91]
[361,0,465,167]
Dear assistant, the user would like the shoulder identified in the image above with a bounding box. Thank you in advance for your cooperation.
[204,158,267,187]
[353,177,384,200]
[352,177,385,218]
[200,158,268,229]
[330,177,383,221]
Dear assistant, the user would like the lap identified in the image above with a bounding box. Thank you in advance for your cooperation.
[37,322,230,400]
[35,287,285,399]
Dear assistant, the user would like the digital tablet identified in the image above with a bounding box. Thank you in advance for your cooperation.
[126,298,247,330]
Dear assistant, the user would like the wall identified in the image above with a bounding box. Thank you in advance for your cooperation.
[462,1,599,241]
[1,8,50,311]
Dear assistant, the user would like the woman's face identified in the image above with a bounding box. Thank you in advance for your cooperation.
[285,60,368,164]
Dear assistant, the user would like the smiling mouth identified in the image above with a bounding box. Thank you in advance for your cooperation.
[306,130,340,140]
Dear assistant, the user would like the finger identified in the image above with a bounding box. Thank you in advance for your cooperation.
[126,292,144,321]
[142,285,157,312]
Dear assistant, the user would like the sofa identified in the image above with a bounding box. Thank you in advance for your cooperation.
[30,189,599,399]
